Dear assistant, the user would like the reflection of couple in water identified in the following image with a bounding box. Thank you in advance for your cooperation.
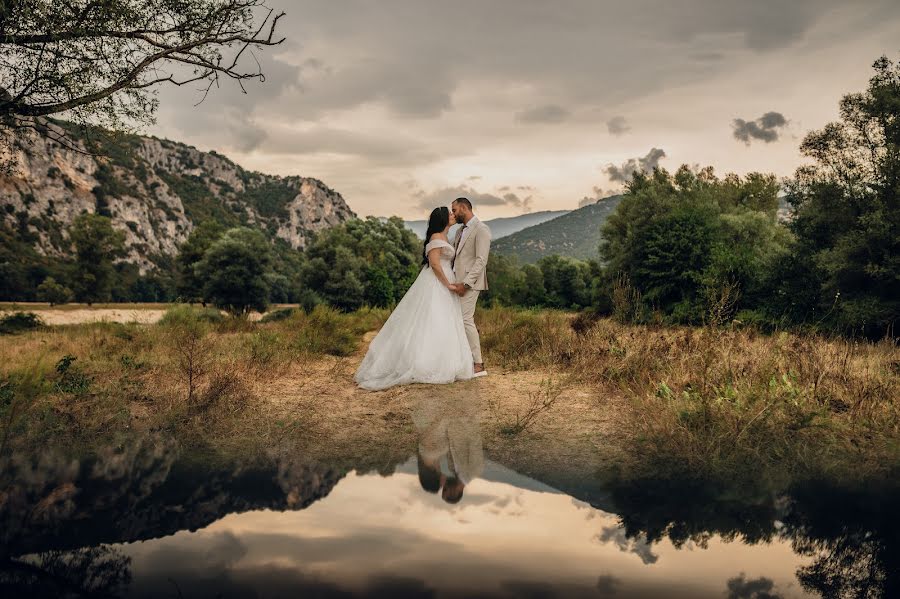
[412,384,484,504]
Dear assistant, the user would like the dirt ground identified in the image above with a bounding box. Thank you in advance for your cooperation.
[260,331,628,504]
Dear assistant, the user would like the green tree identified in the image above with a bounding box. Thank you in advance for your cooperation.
[68,213,126,304]
[780,55,900,336]
[537,255,592,309]
[600,166,784,323]
[36,276,73,305]
[194,227,272,316]
[176,220,226,303]
[301,217,419,311]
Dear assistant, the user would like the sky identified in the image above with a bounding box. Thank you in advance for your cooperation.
[148,1,900,220]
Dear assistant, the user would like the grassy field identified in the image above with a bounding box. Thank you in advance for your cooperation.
[1,304,897,486]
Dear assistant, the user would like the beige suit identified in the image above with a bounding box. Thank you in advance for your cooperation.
[452,218,491,363]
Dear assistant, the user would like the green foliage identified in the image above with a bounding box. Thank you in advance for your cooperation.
[159,304,224,327]
[176,220,226,303]
[777,55,900,337]
[236,178,298,219]
[68,213,126,304]
[157,171,241,226]
[36,276,73,305]
[600,166,785,324]
[194,227,273,316]
[0,311,44,335]
[482,253,595,310]
[54,354,92,395]
[301,217,420,311]
[286,305,367,356]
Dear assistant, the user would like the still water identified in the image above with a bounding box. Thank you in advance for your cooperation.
[1,390,896,598]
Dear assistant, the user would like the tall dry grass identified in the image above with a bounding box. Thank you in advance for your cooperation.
[0,304,389,453]
[478,306,900,479]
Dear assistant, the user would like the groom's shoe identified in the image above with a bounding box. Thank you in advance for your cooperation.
[473,363,487,378]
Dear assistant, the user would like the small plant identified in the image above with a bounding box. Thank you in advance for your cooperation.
[55,354,92,395]
[493,378,565,436]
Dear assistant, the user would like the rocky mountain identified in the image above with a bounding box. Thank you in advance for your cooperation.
[493,195,623,264]
[404,209,569,240]
[0,124,355,274]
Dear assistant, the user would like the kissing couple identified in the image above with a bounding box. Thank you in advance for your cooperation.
[355,197,492,391]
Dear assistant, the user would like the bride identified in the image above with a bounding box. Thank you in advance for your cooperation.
[355,206,475,390]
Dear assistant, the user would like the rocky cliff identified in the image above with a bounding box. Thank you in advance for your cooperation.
[0,125,356,273]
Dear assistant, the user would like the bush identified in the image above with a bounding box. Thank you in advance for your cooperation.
[0,312,44,335]
[36,276,74,305]
[158,304,224,327]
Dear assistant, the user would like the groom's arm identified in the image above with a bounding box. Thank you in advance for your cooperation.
[463,226,491,289]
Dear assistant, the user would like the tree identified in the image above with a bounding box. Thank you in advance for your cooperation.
[194,227,272,315]
[781,55,900,336]
[0,1,284,156]
[301,217,420,311]
[176,220,225,303]
[36,276,73,305]
[600,166,784,323]
[68,213,125,304]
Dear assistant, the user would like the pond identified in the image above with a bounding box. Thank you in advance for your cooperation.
[1,389,897,598]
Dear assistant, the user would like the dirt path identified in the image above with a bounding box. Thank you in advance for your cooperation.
[263,330,628,501]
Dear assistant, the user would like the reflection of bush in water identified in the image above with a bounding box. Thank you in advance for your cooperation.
[607,473,900,598]
[0,545,131,597]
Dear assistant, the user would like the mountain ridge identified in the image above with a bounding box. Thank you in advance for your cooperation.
[0,124,356,274]
[403,209,570,241]
[492,196,623,263]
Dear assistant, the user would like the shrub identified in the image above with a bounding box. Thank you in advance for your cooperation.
[0,312,44,335]
[36,276,74,305]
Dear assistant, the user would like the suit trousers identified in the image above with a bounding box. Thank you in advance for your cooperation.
[459,289,482,364]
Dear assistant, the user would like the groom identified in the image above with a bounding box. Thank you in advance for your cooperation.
[450,197,491,377]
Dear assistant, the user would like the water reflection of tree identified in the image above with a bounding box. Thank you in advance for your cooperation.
[0,545,131,598]
[787,481,898,598]
[608,475,899,598]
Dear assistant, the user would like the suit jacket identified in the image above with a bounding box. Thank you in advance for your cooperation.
[453,218,491,291]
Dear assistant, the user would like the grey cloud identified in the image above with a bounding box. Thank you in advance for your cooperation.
[415,184,532,213]
[516,104,570,124]
[579,185,618,207]
[726,574,782,599]
[606,116,630,136]
[732,111,788,144]
[596,526,658,565]
[261,126,440,165]
[604,148,667,183]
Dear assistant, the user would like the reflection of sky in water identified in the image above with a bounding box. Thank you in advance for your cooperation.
[120,461,814,598]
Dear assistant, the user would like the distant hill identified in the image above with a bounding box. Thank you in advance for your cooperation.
[492,196,623,264]
[404,210,569,240]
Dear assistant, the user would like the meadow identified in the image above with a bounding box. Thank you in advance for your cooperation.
[1,304,897,489]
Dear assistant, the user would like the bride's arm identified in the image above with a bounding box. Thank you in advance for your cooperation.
[427,248,456,290]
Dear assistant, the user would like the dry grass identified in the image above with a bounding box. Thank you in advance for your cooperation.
[478,306,900,479]
[0,305,389,453]
[2,303,896,482]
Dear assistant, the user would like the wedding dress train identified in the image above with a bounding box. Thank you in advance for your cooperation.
[355,239,474,390]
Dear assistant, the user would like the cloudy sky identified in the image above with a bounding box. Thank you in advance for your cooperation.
[149,1,900,220]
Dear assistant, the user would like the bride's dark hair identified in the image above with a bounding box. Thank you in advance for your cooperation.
[422,206,450,266]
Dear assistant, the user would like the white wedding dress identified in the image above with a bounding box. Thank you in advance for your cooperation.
[355,239,474,390]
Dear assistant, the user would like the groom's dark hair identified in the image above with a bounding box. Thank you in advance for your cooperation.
[453,197,472,210]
